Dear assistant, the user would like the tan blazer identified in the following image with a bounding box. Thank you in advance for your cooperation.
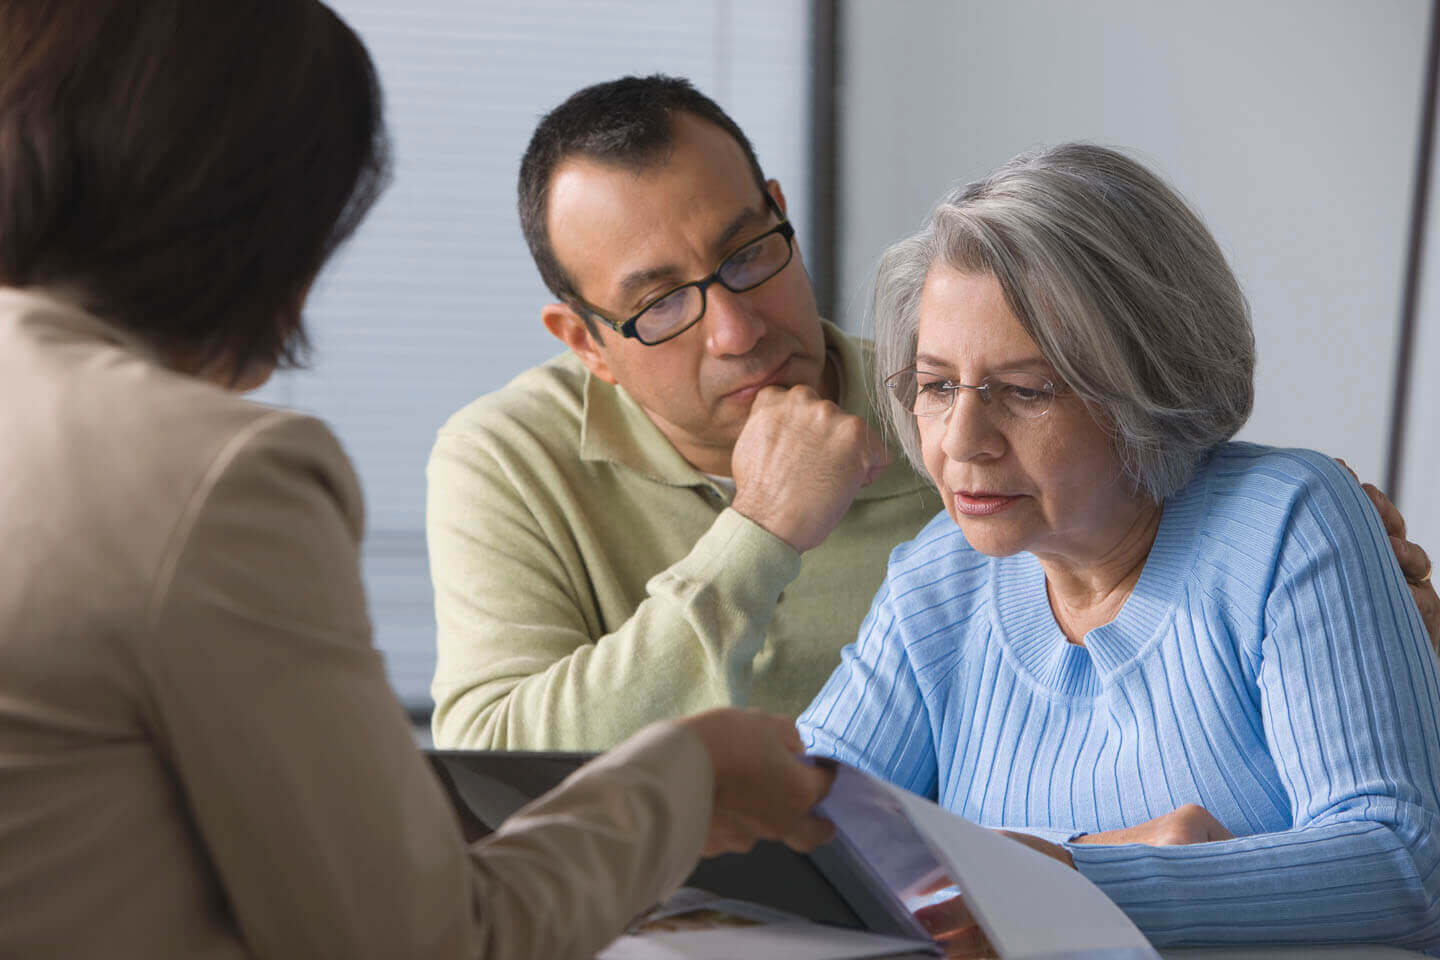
[0,288,712,959]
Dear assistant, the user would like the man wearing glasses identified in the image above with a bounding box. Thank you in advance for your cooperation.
[427,75,1439,750]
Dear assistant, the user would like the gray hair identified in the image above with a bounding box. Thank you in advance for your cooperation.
[872,143,1255,501]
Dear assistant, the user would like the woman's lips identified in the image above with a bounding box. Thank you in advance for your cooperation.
[953,491,1021,516]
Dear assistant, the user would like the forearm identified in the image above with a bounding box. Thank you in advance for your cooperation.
[431,508,802,750]
[1068,809,1440,949]
[468,721,713,960]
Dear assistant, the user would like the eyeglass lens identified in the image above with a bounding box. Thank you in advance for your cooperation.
[633,229,793,343]
[888,369,1056,420]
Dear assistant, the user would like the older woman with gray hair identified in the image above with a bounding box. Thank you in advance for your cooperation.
[799,143,1440,952]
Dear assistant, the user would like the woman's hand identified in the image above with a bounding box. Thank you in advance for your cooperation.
[1073,803,1234,847]
[679,708,837,857]
[995,829,1077,868]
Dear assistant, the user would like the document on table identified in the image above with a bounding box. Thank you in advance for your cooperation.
[596,887,939,960]
[600,763,1158,960]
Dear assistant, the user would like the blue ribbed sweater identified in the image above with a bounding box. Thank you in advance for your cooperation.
[799,443,1440,951]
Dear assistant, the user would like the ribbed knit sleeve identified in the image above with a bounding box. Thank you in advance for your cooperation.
[799,577,939,799]
[1068,450,1440,950]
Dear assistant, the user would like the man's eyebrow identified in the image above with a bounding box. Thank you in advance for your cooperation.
[614,203,771,304]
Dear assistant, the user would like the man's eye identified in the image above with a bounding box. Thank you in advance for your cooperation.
[728,243,762,268]
[642,289,688,318]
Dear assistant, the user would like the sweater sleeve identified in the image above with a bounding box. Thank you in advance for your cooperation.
[427,427,802,750]
[1068,452,1440,951]
[798,579,940,801]
[145,413,713,959]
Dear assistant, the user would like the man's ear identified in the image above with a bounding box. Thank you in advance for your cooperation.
[766,178,788,216]
[542,302,616,384]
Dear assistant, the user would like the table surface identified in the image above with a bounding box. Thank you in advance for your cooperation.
[869,947,1426,959]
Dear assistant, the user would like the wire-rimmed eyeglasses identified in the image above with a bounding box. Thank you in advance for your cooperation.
[568,219,796,346]
[884,368,1063,420]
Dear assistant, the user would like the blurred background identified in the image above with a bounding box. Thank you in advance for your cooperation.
[254,0,1440,716]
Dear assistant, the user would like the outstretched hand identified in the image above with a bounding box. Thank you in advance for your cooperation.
[1335,459,1438,650]
[680,708,836,857]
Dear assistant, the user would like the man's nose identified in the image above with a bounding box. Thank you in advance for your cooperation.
[702,284,766,357]
[939,389,1005,463]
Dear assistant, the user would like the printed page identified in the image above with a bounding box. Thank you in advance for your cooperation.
[596,887,938,960]
[882,781,1157,960]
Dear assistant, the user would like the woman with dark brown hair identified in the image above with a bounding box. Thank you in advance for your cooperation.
[0,3,833,957]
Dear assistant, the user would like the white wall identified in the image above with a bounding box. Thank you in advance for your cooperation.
[1401,89,1440,554]
[840,0,1428,495]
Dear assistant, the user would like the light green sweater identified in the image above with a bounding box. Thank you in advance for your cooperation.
[427,322,942,749]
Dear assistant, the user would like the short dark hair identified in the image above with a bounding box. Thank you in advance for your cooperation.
[517,74,768,332]
[0,0,390,383]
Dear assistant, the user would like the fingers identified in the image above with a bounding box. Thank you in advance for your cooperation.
[1333,458,1408,538]
[702,811,756,857]
[691,709,839,858]
[781,813,836,852]
[1394,535,1432,583]
[776,757,839,851]
[775,716,804,754]
[730,386,890,552]
[1364,483,1406,539]
[861,428,893,485]
[1412,580,1440,654]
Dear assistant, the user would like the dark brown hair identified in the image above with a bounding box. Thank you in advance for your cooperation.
[0,0,390,382]
[517,74,767,334]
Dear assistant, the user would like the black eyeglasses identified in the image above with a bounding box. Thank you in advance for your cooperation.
[569,219,796,346]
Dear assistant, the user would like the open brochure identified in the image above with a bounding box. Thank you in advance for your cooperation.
[426,750,1158,959]
[813,763,1157,959]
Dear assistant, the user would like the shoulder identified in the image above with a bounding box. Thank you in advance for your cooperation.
[0,295,365,635]
[427,352,589,502]
[1187,442,1389,606]
[1200,441,1368,533]
[148,405,371,641]
[3,292,362,543]
[878,509,994,616]
[436,351,586,448]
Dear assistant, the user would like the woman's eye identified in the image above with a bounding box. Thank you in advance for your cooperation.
[916,380,953,396]
[997,382,1048,403]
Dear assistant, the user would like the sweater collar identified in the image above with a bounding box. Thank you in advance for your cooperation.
[578,319,932,501]
[989,461,1212,698]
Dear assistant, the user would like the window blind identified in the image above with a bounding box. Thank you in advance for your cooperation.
[253,0,813,710]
